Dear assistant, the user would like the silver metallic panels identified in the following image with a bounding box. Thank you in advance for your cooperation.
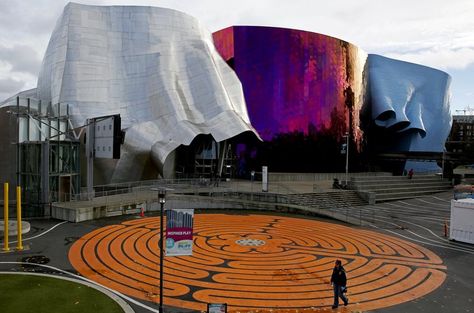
[37,3,258,181]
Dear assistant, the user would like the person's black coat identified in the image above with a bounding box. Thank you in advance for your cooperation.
[331,266,347,286]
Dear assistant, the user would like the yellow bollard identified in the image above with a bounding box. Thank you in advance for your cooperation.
[3,182,9,251]
[16,186,23,250]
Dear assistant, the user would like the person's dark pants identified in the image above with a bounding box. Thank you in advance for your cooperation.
[333,284,348,307]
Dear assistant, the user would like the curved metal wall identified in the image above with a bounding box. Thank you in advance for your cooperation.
[36,3,259,181]
[213,26,368,172]
[367,54,452,153]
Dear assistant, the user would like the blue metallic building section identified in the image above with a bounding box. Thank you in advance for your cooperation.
[367,54,452,154]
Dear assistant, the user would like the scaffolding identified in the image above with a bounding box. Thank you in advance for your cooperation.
[1,96,80,217]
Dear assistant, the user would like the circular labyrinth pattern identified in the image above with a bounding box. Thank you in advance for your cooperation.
[69,214,447,312]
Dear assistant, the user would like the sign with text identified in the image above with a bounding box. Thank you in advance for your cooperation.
[166,209,194,256]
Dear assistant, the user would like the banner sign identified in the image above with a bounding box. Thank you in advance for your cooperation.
[166,208,194,256]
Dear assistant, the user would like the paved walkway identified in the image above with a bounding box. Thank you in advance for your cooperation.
[69,214,447,312]
[1,190,474,313]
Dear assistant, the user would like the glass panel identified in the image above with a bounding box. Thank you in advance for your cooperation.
[18,97,28,108]
[59,144,65,173]
[49,176,58,202]
[71,144,79,172]
[50,144,58,174]
[21,144,41,174]
[50,119,58,139]
[46,102,55,117]
[59,121,67,140]
[59,103,69,116]
[29,98,39,112]
[19,117,28,142]
[41,118,49,141]
[28,118,40,141]
[40,100,47,115]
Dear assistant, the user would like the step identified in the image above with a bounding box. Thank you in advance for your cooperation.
[375,189,451,202]
[351,178,447,185]
[356,185,452,194]
[288,191,367,208]
[354,182,451,190]
[351,174,441,179]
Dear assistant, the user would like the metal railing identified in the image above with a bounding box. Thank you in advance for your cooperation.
[53,178,298,205]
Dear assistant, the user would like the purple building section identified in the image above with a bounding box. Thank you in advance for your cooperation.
[213,26,368,172]
[214,26,367,144]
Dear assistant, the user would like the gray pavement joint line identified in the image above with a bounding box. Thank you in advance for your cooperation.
[0,262,160,313]
[363,216,459,250]
[383,202,448,213]
[342,212,474,253]
[363,205,448,220]
[431,196,452,203]
[368,224,474,254]
[375,215,450,243]
[0,271,134,313]
[0,221,68,245]
[355,209,445,223]
[412,199,448,208]
[412,198,452,208]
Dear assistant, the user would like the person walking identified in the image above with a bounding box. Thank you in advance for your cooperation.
[330,259,348,309]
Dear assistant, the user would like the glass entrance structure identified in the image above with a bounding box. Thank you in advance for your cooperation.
[0,95,80,217]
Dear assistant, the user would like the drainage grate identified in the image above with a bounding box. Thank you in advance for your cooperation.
[21,255,50,265]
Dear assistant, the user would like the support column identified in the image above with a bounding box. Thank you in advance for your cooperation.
[41,141,50,214]
[3,183,10,251]
[86,119,95,200]
[16,186,23,250]
[217,140,227,177]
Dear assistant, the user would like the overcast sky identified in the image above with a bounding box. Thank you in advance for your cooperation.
[1,0,473,112]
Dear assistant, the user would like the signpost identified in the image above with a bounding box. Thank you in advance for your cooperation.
[166,208,194,256]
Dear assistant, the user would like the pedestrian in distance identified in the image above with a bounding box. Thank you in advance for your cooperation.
[214,173,220,187]
[330,259,348,309]
[408,168,414,179]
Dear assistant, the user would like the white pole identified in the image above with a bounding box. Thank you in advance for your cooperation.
[345,132,349,186]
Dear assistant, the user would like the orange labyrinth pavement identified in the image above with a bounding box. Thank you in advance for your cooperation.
[68,214,447,312]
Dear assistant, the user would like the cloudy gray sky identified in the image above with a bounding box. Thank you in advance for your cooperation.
[0,0,473,112]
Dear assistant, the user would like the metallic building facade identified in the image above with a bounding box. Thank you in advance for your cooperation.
[367,54,452,153]
[1,4,453,186]
[36,3,259,182]
[213,26,367,144]
[213,26,452,173]
[213,26,368,172]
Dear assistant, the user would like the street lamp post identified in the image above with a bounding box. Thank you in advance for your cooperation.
[158,188,166,313]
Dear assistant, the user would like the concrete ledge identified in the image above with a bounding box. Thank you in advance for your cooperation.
[0,221,30,236]
[52,202,147,222]
[357,191,376,205]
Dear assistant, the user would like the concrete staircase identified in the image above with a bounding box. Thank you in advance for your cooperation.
[288,191,367,209]
[349,175,452,202]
